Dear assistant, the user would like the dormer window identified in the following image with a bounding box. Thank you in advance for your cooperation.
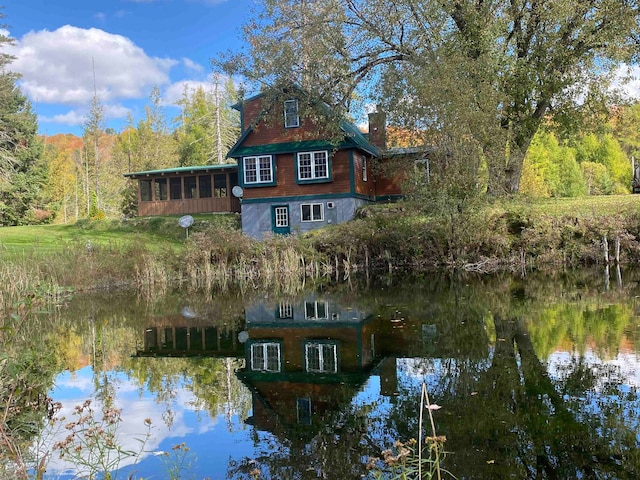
[284,99,300,128]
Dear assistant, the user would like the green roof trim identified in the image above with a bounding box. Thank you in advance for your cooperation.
[230,139,338,158]
[124,163,237,178]
[340,120,379,157]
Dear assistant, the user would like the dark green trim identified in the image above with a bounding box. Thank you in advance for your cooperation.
[294,150,333,185]
[124,164,238,178]
[303,340,340,374]
[270,204,291,235]
[237,369,369,385]
[239,155,277,188]
[245,339,285,372]
[226,126,254,159]
[246,314,375,329]
[241,192,355,204]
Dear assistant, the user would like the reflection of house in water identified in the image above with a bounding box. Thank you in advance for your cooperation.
[134,294,489,441]
[238,295,379,437]
[135,313,245,358]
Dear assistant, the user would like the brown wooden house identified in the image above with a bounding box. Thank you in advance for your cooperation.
[124,164,241,216]
[227,90,409,239]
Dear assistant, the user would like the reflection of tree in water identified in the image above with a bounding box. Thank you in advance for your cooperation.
[383,314,640,479]
[226,401,376,479]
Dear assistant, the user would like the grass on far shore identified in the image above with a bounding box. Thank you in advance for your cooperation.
[0,213,241,257]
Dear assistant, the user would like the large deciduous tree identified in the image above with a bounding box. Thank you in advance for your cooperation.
[222,0,640,195]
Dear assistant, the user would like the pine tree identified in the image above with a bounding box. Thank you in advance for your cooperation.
[0,9,46,225]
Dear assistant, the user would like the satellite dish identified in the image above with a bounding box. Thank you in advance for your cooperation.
[178,215,194,239]
[178,215,194,228]
[238,331,249,343]
[232,186,244,198]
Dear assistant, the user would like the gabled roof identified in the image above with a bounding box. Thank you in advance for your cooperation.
[227,87,379,159]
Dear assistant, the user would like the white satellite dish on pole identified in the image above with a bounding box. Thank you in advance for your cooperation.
[232,186,244,198]
[178,215,194,239]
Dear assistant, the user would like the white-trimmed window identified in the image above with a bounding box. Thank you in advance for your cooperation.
[284,99,300,128]
[279,302,293,319]
[274,206,289,227]
[243,156,273,184]
[305,301,328,320]
[301,203,323,222]
[362,156,368,182]
[305,342,337,373]
[297,151,329,180]
[251,342,281,372]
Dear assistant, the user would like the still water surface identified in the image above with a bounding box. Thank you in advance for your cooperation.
[34,270,640,479]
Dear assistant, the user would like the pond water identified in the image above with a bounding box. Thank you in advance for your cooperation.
[17,269,640,478]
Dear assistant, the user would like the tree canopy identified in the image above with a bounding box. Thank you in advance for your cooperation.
[221,0,640,195]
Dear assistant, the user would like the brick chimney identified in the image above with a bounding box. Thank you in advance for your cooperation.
[368,107,386,150]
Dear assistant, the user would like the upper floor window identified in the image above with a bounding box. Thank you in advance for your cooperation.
[243,155,273,184]
[305,342,337,373]
[297,151,329,181]
[284,99,300,128]
[251,342,281,372]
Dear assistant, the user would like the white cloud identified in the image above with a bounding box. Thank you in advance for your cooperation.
[182,57,206,73]
[163,79,213,106]
[613,64,640,100]
[40,110,86,126]
[8,25,178,106]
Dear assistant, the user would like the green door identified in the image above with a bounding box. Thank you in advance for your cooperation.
[272,205,290,235]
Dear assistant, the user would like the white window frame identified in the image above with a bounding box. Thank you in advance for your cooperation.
[305,301,328,320]
[243,155,273,184]
[279,302,293,319]
[305,342,338,373]
[250,342,281,372]
[284,99,300,128]
[301,203,324,222]
[274,206,289,227]
[297,151,329,180]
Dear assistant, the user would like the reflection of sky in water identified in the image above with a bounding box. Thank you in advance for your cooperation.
[39,366,255,479]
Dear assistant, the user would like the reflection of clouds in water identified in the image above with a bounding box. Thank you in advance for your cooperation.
[39,367,217,477]
[548,350,640,389]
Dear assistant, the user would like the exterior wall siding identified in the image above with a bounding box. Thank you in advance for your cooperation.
[241,97,325,145]
[242,150,352,199]
[241,196,371,239]
[137,197,240,216]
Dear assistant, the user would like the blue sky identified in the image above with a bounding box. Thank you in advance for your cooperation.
[4,0,256,136]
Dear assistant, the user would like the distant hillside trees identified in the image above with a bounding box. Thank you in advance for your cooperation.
[520,123,634,198]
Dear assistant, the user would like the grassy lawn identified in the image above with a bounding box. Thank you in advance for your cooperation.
[510,194,640,217]
[0,214,241,256]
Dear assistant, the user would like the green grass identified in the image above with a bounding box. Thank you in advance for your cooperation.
[507,194,640,217]
[0,214,241,256]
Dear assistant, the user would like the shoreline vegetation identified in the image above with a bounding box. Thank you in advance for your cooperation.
[1,194,640,310]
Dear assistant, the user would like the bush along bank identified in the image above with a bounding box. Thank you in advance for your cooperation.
[4,196,640,309]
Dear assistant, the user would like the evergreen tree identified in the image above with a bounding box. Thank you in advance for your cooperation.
[0,10,46,225]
